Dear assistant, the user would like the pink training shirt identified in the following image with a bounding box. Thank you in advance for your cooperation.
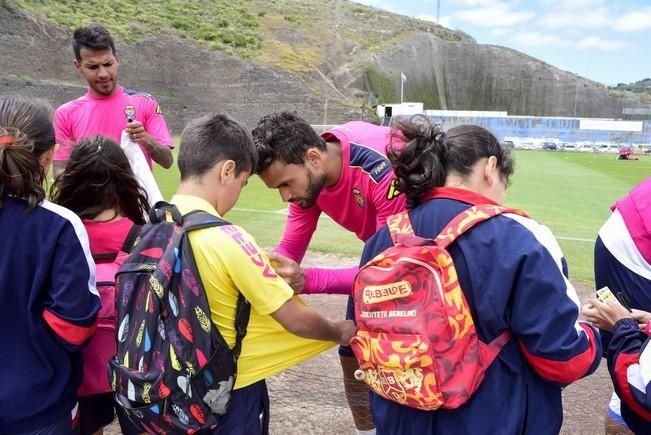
[612,177,651,265]
[54,86,174,169]
[276,121,406,294]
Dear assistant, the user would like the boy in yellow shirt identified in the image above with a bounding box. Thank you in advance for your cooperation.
[171,113,357,433]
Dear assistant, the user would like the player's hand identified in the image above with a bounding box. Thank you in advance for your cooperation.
[268,251,305,293]
[582,298,632,331]
[335,320,357,346]
[125,120,148,144]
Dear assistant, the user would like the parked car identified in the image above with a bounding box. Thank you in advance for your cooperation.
[598,144,621,153]
[577,144,595,153]
[503,140,515,149]
[542,142,557,151]
[563,144,577,151]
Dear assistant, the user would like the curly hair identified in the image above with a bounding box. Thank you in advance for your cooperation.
[0,96,55,210]
[251,111,326,174]
[388,117,514,208]
[50,135,150,224]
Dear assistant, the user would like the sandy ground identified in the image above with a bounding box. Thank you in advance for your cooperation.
[105,253,613,434]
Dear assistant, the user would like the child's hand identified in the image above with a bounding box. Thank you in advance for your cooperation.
[268,251,305,293]
[335,320,357,346]
[582,298,632,331]
[631,309,651,330]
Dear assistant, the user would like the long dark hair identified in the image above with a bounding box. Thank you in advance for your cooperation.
[0,96,55,210]
[51,135,150,224]
[388,117,514,208]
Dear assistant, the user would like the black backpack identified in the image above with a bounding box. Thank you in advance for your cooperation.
[109,202,251,432]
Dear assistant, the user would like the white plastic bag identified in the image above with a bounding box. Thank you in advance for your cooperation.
[120,130,164,208]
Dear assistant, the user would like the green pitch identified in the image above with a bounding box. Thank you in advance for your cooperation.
[155,149,651,287]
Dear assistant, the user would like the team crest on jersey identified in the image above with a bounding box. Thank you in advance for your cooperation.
[353,187,365,208]
[156,104,163,114]
[124,105,136,122]
[386,178,401,200]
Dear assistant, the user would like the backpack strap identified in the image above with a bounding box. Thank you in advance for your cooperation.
[480,329,513,367]
[149,201,184,225]
[387,205,528,249]
[120,224,142,253]
[434,204,527,250]
[182,210,228,231]
[179,209,252,357]
[387,211,430,247]
[232,293,251,359]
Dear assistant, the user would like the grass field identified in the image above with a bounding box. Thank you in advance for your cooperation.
[154,149,651,287]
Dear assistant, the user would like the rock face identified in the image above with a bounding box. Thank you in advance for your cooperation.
[362,33,648,119]
[0,4,358,133]
[0,3,647,136]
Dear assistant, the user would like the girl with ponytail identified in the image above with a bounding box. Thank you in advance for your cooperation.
[360,117,601,435]
[0,96,100,435]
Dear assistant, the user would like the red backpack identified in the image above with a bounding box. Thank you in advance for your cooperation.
[350,204,525,410]
[78,224,141,397]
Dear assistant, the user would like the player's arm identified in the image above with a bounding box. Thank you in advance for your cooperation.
[141,133,173,168]
[52,109,74,177]
[275,203,320,263]
[126,98,174,168]
[269,250,358,295]
[126,120,173,169]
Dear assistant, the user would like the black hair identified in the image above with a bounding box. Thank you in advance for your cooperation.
[72,23,116,61]
[388,117,514,208]
[51,135,149,225]
[178,114,257,180]
[251,111,326,173]
[0,96,55,210]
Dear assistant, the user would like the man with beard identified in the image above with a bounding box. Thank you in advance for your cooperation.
[252,111,406,435]
[53,24,173,176]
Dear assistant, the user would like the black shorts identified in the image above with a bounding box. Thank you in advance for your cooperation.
[78,393,115,435]
[338,296,356,358]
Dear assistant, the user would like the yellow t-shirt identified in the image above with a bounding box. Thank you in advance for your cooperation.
[172,195,334,388]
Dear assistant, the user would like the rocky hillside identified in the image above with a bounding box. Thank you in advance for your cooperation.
[0,0,647,134]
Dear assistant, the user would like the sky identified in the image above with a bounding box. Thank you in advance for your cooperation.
[351,0,651,86]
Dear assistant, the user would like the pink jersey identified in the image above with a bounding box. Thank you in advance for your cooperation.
[276,121,406,294]
[54,86,173,168]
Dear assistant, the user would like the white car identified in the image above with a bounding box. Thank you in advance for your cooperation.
[577,144,595,153]
[563,144,577,151]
